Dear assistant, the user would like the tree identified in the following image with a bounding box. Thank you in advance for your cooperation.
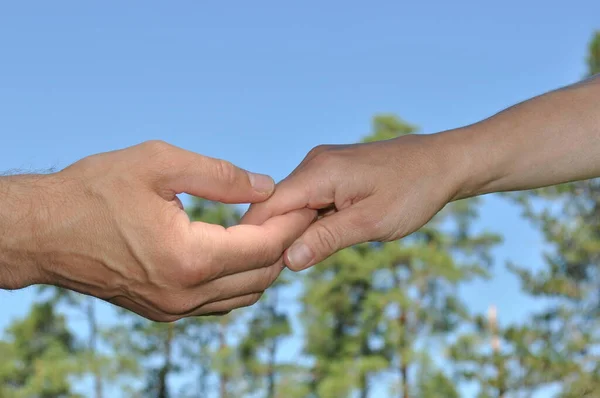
[126,320,182,398]
[299,115,500,398]
[502,180,600,395]
[450,305,568,397]
[37,287,136,398]
[0,302,81,398]
[463,31,600,397]
[238,277,295,398]
[301,243,388,398]
[587,31,600,76]
[413,353,459,398]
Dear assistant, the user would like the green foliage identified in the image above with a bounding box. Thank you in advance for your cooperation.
[0,303,82,398]
[414,353,459,398]
[473,35,600,395]
[451,312,572,396]
[362,114,418,142]
[37,289,138,398]
[503,180,600,395]
[239,281,294,398]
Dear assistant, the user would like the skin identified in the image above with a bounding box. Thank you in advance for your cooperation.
[0,140,315,322]
[242,74,600,271]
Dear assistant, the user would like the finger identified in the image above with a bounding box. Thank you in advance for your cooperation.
[146,141,275,203]
[194,208,316,279]
[241,167,335,226]
[194,257,283,304]
[116,292,266,320]
[107,295,180,323]
[192,292,264,315]
[109,260,283,320]
[284,205,372,271]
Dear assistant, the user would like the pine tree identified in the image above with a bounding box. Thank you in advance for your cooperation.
[497,32,600,396]
[450,305,562,397]
[452,31,600,397]
[0,302,82,398]
[37,287,135,398]
[130,321,182,398]
[238,277,294,398]
[413,353,459,398]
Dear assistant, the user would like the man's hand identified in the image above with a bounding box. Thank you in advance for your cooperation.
[0,141,315,322]
[242,133,467,271]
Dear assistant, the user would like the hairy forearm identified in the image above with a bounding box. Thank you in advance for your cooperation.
[439,74,600,199]
[0,175,48,289]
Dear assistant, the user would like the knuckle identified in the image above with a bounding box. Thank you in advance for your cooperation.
[307,144,332,159]
[311,150,340,171]
[72,153,101,171]
[213,159,239,185]
[313,223,339,252]
[176,264,210,288]
[174,259,200,285]
[360,208,392,240]
[139,140,178,177]
[166,241,213,286]
[186,247,219,282]
[156,294,193,316]
[354,210,378,235]
[141,140,172,154]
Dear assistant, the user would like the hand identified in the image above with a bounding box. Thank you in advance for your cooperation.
[242,133,467,270]
[0,141,315,321]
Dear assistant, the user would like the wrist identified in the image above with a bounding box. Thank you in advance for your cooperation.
[0,174,54,289]
[428,124,508,201]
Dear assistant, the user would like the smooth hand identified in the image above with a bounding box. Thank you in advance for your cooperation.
[242,133,466,270]
[244,75,600,272]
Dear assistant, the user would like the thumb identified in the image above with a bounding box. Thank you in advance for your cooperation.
[284,206,372,271]
[154,143,275,204]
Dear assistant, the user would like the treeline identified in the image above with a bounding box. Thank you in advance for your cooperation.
[0,32,599,398]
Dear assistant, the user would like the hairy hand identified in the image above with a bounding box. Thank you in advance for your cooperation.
[1,141,315,321]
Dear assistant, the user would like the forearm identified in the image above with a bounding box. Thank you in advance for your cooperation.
[0,175,48,289]
[439,74,600,199]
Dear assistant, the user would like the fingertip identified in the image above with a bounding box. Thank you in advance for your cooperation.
[283,251,303,271]
[285,241,315,271]
[247,172,275,197]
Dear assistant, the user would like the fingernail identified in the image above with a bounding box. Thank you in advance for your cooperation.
[287,241,314,269]
[248,172,274,194]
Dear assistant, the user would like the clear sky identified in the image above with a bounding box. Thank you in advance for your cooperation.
[1,1,598,397]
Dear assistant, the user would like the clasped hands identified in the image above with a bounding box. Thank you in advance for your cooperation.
[4,76,598,321]
[7,135,460,322]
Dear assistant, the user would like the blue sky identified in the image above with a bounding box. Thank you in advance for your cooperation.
[0,1,598,397]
